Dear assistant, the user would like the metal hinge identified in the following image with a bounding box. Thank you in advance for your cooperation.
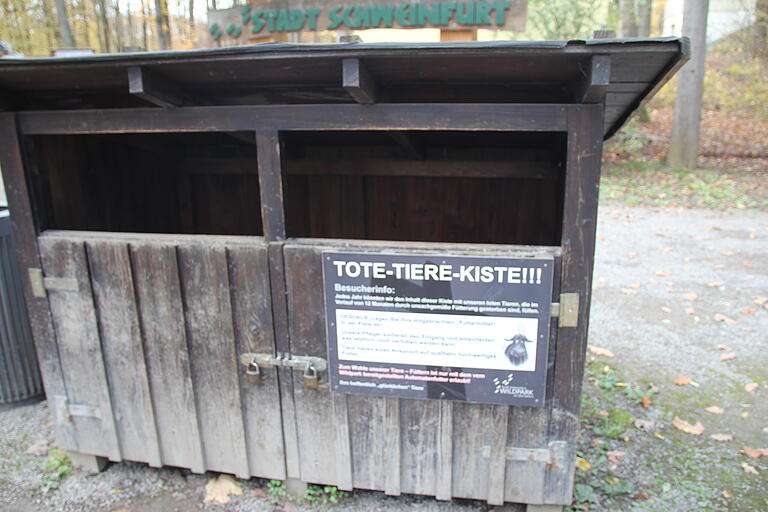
[28,268,79,298]
[482,441,567,470]
[550,293,579,327]
[52,395,101,423]
[240,352,328,388]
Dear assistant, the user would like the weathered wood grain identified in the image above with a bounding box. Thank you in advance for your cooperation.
[227,244,286,479]
[178,243,250,478]
[38,237,121,461]
[400,399,439,495]
[129,242,205,473]
[85,240,162,467]
[435,400,453,500]
[0,115,76,450]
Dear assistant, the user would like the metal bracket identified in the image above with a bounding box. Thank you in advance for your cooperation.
[556,293,579,327]
[53,395,101,423]
[28,268,79,298]
[480,441,567,470]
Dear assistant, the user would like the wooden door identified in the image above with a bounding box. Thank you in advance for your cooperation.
[281,239,568,505]
[39,232,285,479]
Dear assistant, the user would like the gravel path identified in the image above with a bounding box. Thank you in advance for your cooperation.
[0,202,766,512]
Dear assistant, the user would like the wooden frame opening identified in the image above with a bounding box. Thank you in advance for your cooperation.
[282,130,567,246]
[23,132,262,236]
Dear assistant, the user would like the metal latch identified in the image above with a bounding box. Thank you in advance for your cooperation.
[550,293,579,327]
[52,395,101,423]
[240,352,327,388]
[28,268,79,298]
[481,441,567,470]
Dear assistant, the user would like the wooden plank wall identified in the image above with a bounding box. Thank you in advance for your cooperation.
[282,241,562,503]
[38,233,284,479]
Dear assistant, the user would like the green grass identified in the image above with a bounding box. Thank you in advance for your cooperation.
[600,162,767,210]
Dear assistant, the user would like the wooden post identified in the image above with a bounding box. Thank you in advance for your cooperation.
[667,0,709,169]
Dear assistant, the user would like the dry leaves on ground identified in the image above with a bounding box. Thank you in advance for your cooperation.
[745,382,759,393]
[720,352,736,361]
[741,463,759,475]
[588,345,615,358]
[641,396,651,408]
[740,306,758,315]
[754,297,768,305]
[717,344,733,351]
[606,451,627,464]
[673,376,693,386]
[707,281,725,288]
[706,406,724,414]
[740,447,768,459]
[654,270,671,277]
[713,313,737,324]
[681,292,698,301]
[711,433,734,442]
[672,417,705,435]
[203,474,243,504]
[575,457,591,471]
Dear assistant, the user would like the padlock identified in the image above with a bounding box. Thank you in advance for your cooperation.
[245,359,265,384]
[302,364,319,389]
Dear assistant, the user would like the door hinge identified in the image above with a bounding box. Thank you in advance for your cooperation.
[550,292,579,327]
[28,268,79,298]
[240,352,328,388]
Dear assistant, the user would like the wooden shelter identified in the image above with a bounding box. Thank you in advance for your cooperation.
[0,39,687,510]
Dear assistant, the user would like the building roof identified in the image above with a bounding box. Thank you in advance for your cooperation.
[0,38,688,139]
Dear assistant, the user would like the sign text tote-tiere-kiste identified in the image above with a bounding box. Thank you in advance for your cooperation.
[208,0,527,41]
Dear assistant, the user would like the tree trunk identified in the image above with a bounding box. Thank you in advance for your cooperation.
[96,0,111,52]
[637,0,652,37]
[126,1,135,47]
[55,0,76,47]
[667,0,709,169]
[756,0,768,59]
[141,0,149,50]
[154,0,172,50]
[189,0,195,38]
[114,0,124,51]
[619,0,638,37]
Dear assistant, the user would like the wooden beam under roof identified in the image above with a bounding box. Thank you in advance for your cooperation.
[342,58,378,104]
[577,55,612,104]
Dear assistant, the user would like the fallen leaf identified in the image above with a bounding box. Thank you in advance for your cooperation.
[598,410,610,417]
[740,306,758,315]
[575,457,591,471]
[632,492,649,500]
[743,260,756,268]
[251,488,267,498]
[720,352,736,361]
[712,264,725,270]
[722,250,735,256]
[711,433,733,442]
[681,292,698,301]
[706,406,724,414]
[674,376,693,386]
[634,418,655,431]
[606,451,627,464]
[713,313,737,324]
[754,296,768,305]
[723,490,733,499]
[654,270,671,277]
[627,252,637,258]
[745,382,759,393]
[717,344,733,351]
[661,306,672,313]
[654,431,665,440]
[741,462,759,475]
[642,396,651,408]
[707,281,725,287]
[621,288,638,295]
[741,411,750,418]
[203,474,243,505]
[684,307,695,315]
[592,439,603,447]
[627,282,641,289]
[25,439,50,456]
[672,417,705,435]
[588,345,615,358]
[740,447,768,458]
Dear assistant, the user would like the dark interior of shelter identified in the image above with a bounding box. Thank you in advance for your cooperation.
[25,130,566,246]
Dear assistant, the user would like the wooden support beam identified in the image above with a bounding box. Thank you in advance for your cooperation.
[343,58,378,104]
[18,104,571,134]
[388,131,424,159]
[578,55,612,104]
[128,66,204,108]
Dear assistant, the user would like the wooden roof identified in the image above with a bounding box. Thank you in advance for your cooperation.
[0,38,688,138]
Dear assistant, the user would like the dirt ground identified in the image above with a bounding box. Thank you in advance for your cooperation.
[0,201,766,512]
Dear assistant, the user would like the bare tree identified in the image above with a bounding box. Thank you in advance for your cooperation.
[637,0,652,37]
[667,0,709,169]
[155,0,172,50]
[54,0,76,46]
[619,0,638,37]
